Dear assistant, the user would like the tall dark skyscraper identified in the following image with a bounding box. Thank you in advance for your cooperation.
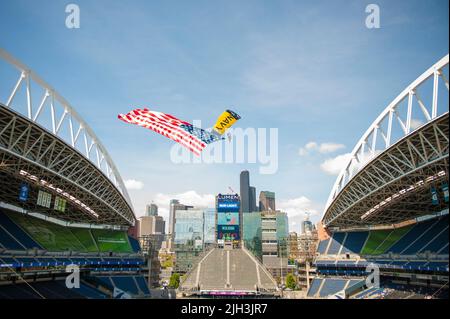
[240,170,258,214]
[240,170,250,214]
[249,186,257,212]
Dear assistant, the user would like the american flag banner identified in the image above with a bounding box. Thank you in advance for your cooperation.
[118,108,222,156]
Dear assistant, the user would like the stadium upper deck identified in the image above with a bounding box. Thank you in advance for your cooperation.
[323,55,449,230]
[0,48,135,227]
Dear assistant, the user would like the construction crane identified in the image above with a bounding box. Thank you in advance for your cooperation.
[228,186,235,194]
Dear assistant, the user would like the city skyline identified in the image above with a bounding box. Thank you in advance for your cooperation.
[0,0,448,232]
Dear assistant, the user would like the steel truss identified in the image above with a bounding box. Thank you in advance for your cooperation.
[323,54,449,228]
[0,105,134,226]
[323,113,449,228]
[0,48,133,219]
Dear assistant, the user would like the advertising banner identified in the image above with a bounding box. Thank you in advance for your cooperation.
[217,200,240,212]
[217,225,240,240]
[217,212,239,225]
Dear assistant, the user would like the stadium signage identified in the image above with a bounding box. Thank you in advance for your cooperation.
[217,212,239,225]
[54,196,67,212]
[37,190,52,208]
[217,194,239,201]
[217,202,239,211]
[19,183,29,202]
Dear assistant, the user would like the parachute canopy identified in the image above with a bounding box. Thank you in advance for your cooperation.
[212,109,241,135]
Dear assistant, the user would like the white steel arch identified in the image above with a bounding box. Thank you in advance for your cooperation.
[0,48,133,210]
[324,54,449,215]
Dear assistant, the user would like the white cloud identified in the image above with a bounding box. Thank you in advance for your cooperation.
[320,153,352,175]
[278,196,324,232]
[124,179,145,190]
[318,143,346,154]
[299,141,345,156]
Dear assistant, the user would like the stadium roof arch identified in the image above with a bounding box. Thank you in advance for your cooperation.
[0,48,135,227]
[323,54,449,230]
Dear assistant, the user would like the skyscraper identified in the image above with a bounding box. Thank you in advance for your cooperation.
[259,191,276,211]
[249,186,257,212]
[169,200,193,235]
[240,170,250,214]
[301,219,314,235]
[145,203,158,216]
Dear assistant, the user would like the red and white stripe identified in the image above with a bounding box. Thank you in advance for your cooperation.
[118,108,206,156]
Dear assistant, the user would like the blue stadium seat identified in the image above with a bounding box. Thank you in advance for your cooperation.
[128,236,141,253]
[0,212,42,249]
[95,276,114,289]
[425,261,449,272]
[388,217,441,254]
[73,283,109,299]
[307,278,323,297]
[111,276,139,295]
[341,232,369,254]
[327,233,346,254]
[403,216,449,254]
[319,279,348,297]
[0,256,19,267]
[419,226,449,253]
[0,227,24,250]
[135,276,150,295]
[317,239,330,255]
[15,257,39,267]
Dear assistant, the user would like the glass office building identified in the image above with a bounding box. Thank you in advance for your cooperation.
[243,212,263,260]
[204,208,216,245]
[173,209,205,273]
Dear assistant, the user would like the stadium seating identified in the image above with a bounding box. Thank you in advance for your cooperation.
[94,275,149,296]
[0,227,24,250]
[3,210,134,253]
[70,228,98,252]
[318,214,449,257]
[73,283,109,299]
[5,211,86,251]
[307,278,361,298]
[111,276,140,295]
[0,280,85,299]
[340,231,368,254]
[402,216,449,254]
[128,236,141,253]
[326,232,346,254]
[388,215,448,254]
[317,239,330,254]
[318,278,348,297]
[307,278,323,297]
[92,229,132,253]
[0,211,42,250]
[360,229,392,255]
[135,276,150,295]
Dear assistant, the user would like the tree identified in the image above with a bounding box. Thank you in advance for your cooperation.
[169,273,180,289]
[285,273,297,290]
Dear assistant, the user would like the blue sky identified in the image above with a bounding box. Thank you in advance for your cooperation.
[0,0,448,231]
